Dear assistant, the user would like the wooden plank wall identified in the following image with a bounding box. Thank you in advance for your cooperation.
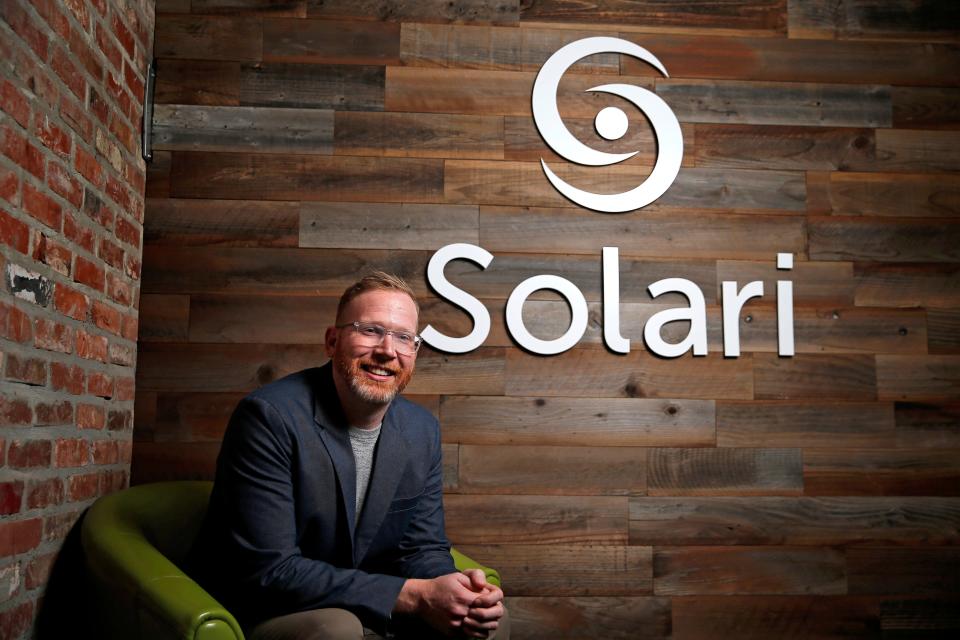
[138,1,960,637]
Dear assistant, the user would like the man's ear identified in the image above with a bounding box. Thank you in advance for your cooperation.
[324,326,338,357]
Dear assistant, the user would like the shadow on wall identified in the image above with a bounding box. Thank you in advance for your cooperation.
[34,513,92,639]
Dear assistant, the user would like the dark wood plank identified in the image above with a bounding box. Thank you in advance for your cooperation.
[138,294,190,341]
[442,442,458,491]
[788,0,960,42]
[131,442,220,484]
[654,546,846,595]
[146,151,172,198]
[458,444,648,495]
[880,597,960,636]
[877,355,960,401]
[804,449,960,496]
[154,15,263,61]
[152,105,334,154]
[153,391,245,442]
[823,172,960,218]
[169,151,444,202]
[848,548,960,595]
[693,124,874,171]
[444,495,628,544]
[188,295,338,343]
[440,396,715,447]
[262,19,400,64]
[629,496,960,546]
[754,353,877,401]
[855,263,960,308]
[144,198,299,247]
[893,87,960,130]
[929,309,960,354]
[505,348,754,400]
[299,202,479,249]
[672,596,880,640]
[479,207,806,258]
[717,260,855,306]
[520,0,786,34]
[809,217,960,263]
[506,596,670,640]
[895,402,960,448]
[239,63,385,110]
[656,79,891,128]
[864,129,960,173]
[154,59,241,106]
[190,0,307,16]
[334,111,503,159]
[306,0,520,25]
[648,448,802,496]
[134,391,158,437]
[717,401,896,448]
[455,545,651,596]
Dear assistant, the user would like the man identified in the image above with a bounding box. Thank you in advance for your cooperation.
[189,273,507,639]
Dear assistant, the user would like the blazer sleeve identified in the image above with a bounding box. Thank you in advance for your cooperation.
[212,396,406,632]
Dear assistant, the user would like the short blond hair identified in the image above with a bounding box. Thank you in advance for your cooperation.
[335,271,419,323]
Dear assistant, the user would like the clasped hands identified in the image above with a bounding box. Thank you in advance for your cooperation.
[395,568,505,638]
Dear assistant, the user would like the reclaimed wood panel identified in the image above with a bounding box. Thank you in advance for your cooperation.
[479,207,806,259]
[927,309,960,354]
[262,19,400,64]
[809,217,960,263]
[305,0,520,25]
[239,63,385,110]
[154,15,263,61]
[893,87,960,130]
[717,260,855,306]
[506,596,670,640]
[169,152,444,202]
[152,391,246,442]
[334,111,503,159]
[138,294,190,342]
[188,295,338,343]
[648,448,803,496]
[458,444,648,495]
[717,401,897,448]
[146,150,172,198]
[442,442,458,491]
[444,494,628,544]
[629,496,960,546]
[300,202,479,249]
[454,544,652,596]
[506,348,754,400]
[805,449,960,496]
[144,198,300,247]
[440,396,716,447]
[877,355,960,401]
[895,402,960,448]
[693,124,874,171]
[754,353,877,401]
[654,546,847,596]
[152,105,334,154]
[848,548,960,595]
[672,596,880,640]
[822,172,960,218]
[880,597,960,636]
[866,129,960,173]
[131,442,220,484]
[656,79,891,128]
[154,60,241,106]
[855,263,960,308]
[189,1,307,16]
[788,0,960,42]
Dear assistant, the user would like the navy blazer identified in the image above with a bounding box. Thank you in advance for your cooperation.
[188,364,455,633]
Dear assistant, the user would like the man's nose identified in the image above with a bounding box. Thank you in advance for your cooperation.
[373,332,398,357]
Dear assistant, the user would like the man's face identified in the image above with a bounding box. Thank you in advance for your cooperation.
[325,290,419,406]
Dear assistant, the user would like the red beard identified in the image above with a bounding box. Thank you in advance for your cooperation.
[336,354,414,405]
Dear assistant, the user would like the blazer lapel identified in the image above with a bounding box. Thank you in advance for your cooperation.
[312,367,358,545]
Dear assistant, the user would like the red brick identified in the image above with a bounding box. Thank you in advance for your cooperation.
[62,214,95,253]
[0,600,34,639]
[33,318,73,354]
[34,400,72,426]
[55,438,87,468]
[105,72,133,124]
[0,208,30,254]
[31,233,72,277]
[25,551,56,590]
[0,166,20,206]
[92,440,118,465]
[76,328,108,362]
[88,0,107,18]
[0,301,32,343]
[67,472,99,501]
[101,468,127,494]
[105,271,131,306]
[95,23,122,72]
[108,340,135,366]
[97,237,123,269]
[74,255,105,291]
[0,80,31,129]
[92,301,121,335]
[88,87,109,126]
[22,182,62,231]
[117,439,132,464]
[0,394,32,427]
[50,46,85,101]
[120,313,138,341]
[82,188,113,230]
[1,125,45,180]
[43,509,80,542]
[124,254,140,280]
[27,477,64,509]
[0,481,23,515]
[76,403,104,430]
[111,13,136,58]
[6,39,59,110]
[3,353,46,386]
[87,372,114,399]
[74,145,103,187]
[59,96,93,145]
[0,1,49,61]
[53,283,90,321]
[123,59,145,105]
[105,175,133,213]
[7,440,51,469]
[47,160,83,208]
[109,113,136,155]
[115,376,135,401]
[33,115,71,159]
[49,362,84,395]
[114,214,140,249]
[31,0,71,40]
[107,408,130,432]
[67,27,103,81]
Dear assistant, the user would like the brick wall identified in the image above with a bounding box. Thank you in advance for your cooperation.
[0,0,155,636]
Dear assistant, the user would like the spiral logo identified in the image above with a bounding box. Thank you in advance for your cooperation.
[532,37,683,213]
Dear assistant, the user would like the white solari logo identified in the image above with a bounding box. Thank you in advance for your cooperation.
[532,37,683,213]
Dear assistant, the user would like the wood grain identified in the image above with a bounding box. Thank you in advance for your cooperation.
[647,448,802,496]
[654,546,847,596]
[144,198,299,247]
[300,202,479,249]
[753,353,877,401]
[505,596,670,640]
[153,392,246,442]
[239,63,385,110]
[809,216,960,263]
[442,442,458,491]
[629,496,960,546]
[262,18,400,64]
[877,355,960,401]
[929,309,960,354]
[146,151,171,198]
[154,60,241,106]
[855,263,960,308]
[866,129,960,173]
[305,0,520,25]
[138,294,190,342]
[189,1,307,17]
[893,87,960,130]
[788,0,960,42]
[823,172,960,218]
[895,402,960,448]
[458,444,648,495]
[805,449,960,496]
[131,442,220,484]
[880,597,960,636]
[848,548,960,595]
[334,111,503,159]
[187,295,338,343]
[717,260,855,306]
[717,401,896,448]
[154,15,262,61]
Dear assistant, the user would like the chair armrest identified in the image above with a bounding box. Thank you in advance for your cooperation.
[451,547,501,588]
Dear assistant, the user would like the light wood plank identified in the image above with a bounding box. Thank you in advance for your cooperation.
[334,111,503,159]
[648,448,803,496]
[855,263,960,308]
[809,216,960,263]
[805,449,960,496]
[865,129,960,173]
[754,353,877,401]
[188,295,338,343]
[717,401,896,448]
[824,172,960,218]
[144,198,300,247]
[262,18,400,64]
[877,355,960,401]
[239,63,385,110]
[305,0,520,25]
[506,596,670,640]
[299,202,479,249]
[717,259,855,306]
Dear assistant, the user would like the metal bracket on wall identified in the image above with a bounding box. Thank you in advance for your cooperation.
[141,58,156,163]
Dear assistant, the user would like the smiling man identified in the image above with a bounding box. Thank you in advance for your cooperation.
[188,272,508,639]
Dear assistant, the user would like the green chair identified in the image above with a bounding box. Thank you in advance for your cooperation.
[81,481,499,640]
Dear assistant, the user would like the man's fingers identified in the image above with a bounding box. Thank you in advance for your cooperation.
[461,568,488,591]
[470,585,504,608]
[465,601,504,624]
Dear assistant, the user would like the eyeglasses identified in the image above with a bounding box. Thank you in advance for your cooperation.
[337,321,422,355]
